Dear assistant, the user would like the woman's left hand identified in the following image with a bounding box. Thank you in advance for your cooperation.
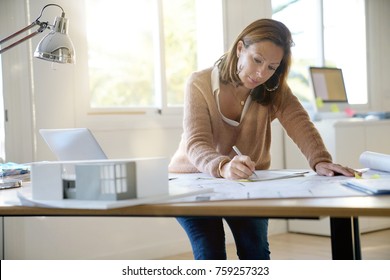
[315,162,359,177]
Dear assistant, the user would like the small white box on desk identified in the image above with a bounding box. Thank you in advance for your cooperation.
[31,162,63,200]
[30,158,169,201]
[135,158,169,198]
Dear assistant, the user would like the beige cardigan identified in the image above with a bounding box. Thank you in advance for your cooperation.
[169,67,332,177]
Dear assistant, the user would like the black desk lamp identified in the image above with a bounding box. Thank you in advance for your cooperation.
[0,3,75,64]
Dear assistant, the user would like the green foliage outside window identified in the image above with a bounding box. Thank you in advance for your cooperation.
[86,0,196,108]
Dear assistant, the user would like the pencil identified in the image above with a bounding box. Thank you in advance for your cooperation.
[232,146,258,178]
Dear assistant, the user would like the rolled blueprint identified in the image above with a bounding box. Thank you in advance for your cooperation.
[359,151,390,172]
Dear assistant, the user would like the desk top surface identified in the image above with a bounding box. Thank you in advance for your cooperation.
[1,186,390,218]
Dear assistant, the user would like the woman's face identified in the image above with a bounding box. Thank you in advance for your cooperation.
[236,40,284,89]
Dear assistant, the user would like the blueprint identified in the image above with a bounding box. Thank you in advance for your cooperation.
[167,169,390,202]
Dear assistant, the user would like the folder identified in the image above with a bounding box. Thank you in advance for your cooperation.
[342,178,390,195]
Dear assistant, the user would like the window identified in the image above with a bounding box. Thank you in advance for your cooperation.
[86,0,157,109]
[272,0,367,105]
[85,0,223,112]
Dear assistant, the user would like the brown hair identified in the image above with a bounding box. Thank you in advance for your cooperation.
[215,18,294,107]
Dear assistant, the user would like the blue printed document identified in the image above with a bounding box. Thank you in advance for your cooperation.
[342,178,390,195]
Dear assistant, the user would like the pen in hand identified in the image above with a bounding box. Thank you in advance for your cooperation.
[232,145,258,178]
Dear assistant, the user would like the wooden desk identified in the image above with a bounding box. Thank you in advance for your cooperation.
[1,186,390,260]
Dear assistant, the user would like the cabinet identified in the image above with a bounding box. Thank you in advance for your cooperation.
[285,119,390,235]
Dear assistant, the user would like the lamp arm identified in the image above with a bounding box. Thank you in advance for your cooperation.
[0,21,49,54]
[36,4,65,19]
[0,22,37,45]
[0,3,62,54]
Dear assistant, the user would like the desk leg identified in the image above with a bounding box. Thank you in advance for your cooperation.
[0,216,3,260]
[330,217,361,260]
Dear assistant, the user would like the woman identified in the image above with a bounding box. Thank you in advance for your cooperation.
[169,19,357,260]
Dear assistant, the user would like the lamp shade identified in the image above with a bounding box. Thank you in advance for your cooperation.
[34,16,75,64]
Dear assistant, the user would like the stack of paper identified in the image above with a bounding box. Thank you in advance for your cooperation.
[342,179,390,195]
[360,151,390,173]
[342,151,390,195]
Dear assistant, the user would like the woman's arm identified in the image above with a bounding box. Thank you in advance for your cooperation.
[183,71,230,177]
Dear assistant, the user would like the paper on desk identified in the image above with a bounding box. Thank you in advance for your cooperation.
[246,170,309,181]
[14,181,213,209]
[166,170,371,203]
[360,151,390,173]
[13,169,388,209]
[342,178,390,195]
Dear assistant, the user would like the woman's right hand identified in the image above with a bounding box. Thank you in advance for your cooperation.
[220,155,256,180]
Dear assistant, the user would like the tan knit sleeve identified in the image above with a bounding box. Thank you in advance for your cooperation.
[276,87,332,169]
[169,69,232,177]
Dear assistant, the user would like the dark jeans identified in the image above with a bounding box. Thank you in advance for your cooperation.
[177,216,270,260]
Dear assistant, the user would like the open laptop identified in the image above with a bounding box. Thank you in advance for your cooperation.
[39,128,108,161]
[309,67,350,119]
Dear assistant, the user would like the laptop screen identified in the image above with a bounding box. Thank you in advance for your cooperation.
[309,67,348,102]
[39,128,108,161]
[309,67,349,114]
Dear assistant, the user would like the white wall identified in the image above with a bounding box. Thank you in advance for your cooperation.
[0,0,35,163]
[366,0,390,110]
